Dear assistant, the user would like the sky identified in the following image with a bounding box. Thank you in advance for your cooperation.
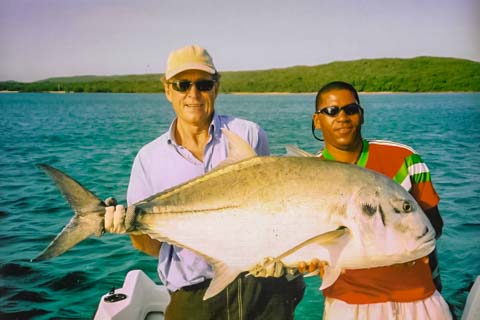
[0,0,479,82]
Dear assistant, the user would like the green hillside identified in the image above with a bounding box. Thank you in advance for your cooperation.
[1,56,479,93]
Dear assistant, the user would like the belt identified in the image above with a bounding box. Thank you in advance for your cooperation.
[180,279,212,291]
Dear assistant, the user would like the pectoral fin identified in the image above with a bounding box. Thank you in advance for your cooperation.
[250,227,348,277]
[275,227,348,262]
[319,266,342,290]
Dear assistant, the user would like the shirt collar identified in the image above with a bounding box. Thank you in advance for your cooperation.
[167,112,219,145]
[322,139,369,167]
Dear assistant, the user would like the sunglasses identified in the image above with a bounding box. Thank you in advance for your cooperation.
[168,79,216,92]
[315,103,363,117]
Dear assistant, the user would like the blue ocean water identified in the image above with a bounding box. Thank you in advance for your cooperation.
[0,92,479,319]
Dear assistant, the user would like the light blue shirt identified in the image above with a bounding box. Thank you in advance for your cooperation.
[127,113,270,291]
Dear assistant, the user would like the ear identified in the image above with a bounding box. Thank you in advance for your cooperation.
[164,82,173,103]
[213,81,220,98]
[312,113,322,130]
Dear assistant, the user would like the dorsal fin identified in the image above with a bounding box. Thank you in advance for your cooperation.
[285,145,316,157]
[217,129,257,168]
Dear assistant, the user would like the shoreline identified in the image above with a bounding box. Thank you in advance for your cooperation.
[228,91,404,95]
[1,90,478,95]
[227,91,477,95]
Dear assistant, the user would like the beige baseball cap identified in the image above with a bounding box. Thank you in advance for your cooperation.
[165,45,217,80]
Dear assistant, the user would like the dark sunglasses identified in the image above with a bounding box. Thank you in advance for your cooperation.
[315,103,363,117]
[168,79,216,92]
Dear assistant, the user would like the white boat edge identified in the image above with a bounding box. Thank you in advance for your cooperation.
[94,269,170,320]
[462,275,480,320]
[94,270,479,320]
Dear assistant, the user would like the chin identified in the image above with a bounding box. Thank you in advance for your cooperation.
[336,139,357,148]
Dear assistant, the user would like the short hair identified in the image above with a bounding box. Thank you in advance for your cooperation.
[315,81,360,110]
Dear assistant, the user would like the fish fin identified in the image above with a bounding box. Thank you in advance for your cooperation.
[218,129,257,168]
[275,227,348,263]
[319,266,342,290]
[255,228,349,277]
[203,261,242,300]
[33,164,106,261]
[284,145,316,157]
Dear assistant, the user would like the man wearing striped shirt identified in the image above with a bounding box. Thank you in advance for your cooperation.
[309,81,451,319]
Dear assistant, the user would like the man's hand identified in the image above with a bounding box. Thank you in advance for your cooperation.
[104,197,127,233]
[392,256,429,269]
[249,257,286,278]
[248,257,302,278]
[248,257,328,279]
[298,258,328,278]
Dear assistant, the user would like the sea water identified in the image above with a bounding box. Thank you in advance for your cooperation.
[1,92,479,319]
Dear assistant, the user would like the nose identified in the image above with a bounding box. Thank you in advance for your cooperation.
[336,109,351,121]
[186,82,202,98]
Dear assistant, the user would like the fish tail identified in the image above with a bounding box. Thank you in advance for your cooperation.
[33,164,106,261]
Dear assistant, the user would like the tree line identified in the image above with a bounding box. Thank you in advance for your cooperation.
[1,56,479,93]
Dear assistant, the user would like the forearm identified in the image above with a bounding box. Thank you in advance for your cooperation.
[424,206,443,239]
[130,234,161,257]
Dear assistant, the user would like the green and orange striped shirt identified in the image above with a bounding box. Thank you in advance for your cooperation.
[320,139,440,303]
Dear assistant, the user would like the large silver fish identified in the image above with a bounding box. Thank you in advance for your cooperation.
[34,130,436,300]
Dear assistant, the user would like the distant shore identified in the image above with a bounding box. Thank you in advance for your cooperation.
[229,91,478,94]
[229,91,400,95]
[1,57,479,93]
[229,92,315,95]
[1,90,477,95]
[228,91,477,95]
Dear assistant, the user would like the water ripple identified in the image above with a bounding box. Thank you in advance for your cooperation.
[1,92,479,319]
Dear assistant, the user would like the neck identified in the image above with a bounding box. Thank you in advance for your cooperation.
[325,139,363,164]
[174,120,211,161]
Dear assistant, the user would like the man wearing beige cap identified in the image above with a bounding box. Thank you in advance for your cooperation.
[105,45,305,319]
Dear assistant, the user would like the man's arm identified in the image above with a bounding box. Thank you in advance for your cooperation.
[104,202,161,257]
[254,126,270,156]
[126,154,163,257]
[130,234,161,257]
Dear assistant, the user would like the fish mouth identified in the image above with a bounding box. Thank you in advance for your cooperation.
[416,227,430,240]
[412,227,436,257]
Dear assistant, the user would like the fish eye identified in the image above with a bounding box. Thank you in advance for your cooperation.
[402,201,413,212]
[391,199,415,214]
